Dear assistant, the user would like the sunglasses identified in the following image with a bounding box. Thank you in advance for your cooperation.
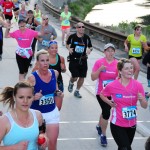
[42,18,48,21]
[77,26,85,28]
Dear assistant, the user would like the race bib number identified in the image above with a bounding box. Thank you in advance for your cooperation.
[132,48,140,54]
[39,94,54,106]
[6,9,11,12]
[42,40,49,47]
[16,48,30,58]
[64,20,69,24]
[75,46,84,53]
[102,79,113,88]
[122,106,137,120]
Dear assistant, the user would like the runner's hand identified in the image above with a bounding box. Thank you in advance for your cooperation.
[100,65,106,72]
[68,48,73,54]
[14,141,28,150]
[34,90,43,100]
[124,46,129,52]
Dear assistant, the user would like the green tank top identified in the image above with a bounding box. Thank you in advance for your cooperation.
[60,11,71,26]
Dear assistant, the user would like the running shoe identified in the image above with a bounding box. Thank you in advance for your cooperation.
[74,90,82,98]
[96,125,102,135]
[68,81,74,93]
[100,135,107,147]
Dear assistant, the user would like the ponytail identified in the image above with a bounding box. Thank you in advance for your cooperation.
[0,86,15,109]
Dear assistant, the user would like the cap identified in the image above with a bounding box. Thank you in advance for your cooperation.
[104,43,115,50]
[18,19,26,24]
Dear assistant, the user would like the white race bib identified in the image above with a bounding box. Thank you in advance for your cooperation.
[42,40,49,47]
[39,94,54,106]
[122,106,137,120]
[132,48,140,54]
[64,20,69,24]
[6,9,11,12]
[75,45,84,53]
[102,79,114,88]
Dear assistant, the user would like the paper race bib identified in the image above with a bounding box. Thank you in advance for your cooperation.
[102,79,113,88]
[16,47,31,59]
[75,45,84,53]
[6,9,11,12]
[39,94,54,106]
[132,48,140,54]
[42,40,49,47]
[122,106,137,120]
[64,20,69,24]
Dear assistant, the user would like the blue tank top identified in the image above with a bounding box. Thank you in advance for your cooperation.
[3,109,39,150]
[31,69,56,113]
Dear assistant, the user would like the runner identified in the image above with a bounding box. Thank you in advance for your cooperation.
[66,22,93,98]
[28,50,63,150]
[32,41,66,110]
[34,3,42,23]
[12,0,21,22]
[36,14,57,51]
[18,2,27,21]
[5,19,42,81]
[0,81,47,149]
[60,5,71,46]
[91,43,118,147]
[100,58,147,150]
[0,16,9,61]
[2,0,15,23]
[124,25,150,80]
[26,9,40,60]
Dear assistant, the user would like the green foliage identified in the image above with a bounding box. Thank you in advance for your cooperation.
[68,0,117,19]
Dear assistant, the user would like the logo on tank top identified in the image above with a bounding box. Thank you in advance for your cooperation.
[116,94,122,98]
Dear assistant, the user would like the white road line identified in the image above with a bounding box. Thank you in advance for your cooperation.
[60,121,150,124]
[58,137,147,141]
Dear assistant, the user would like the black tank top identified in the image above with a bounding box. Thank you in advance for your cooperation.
[49,54,63,83]
[26,17,37,30]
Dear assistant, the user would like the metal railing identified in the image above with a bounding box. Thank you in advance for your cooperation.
[42,0,127,50]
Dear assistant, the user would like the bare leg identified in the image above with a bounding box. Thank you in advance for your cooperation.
[130,57,140,80]
[46,124,59,150]
[19,73,25,81]
[99,114,108,136]
[76,77,84,90]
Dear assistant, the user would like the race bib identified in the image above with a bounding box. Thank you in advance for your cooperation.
[6,9,11,12]
[42,40,49,47]
[102,79,113,88]
[39,94,54,106]
[64,20,69,24]
[16,48,31,58]
[75,45,84,53]
[132,48,140,54]
[122,106,137,120]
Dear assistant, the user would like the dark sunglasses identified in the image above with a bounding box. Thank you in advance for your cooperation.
[42,18,48,21]
[77,26,85,28]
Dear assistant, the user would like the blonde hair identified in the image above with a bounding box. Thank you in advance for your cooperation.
[36,49,49,61]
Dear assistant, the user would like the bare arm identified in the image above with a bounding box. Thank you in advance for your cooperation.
[124,39,129,52]
[91,65,106,81]
[60,56,66,73]
[138,93,148,108]
[100,93,116,107]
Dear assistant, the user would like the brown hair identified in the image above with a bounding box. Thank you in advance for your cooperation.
[0,81,34,109]
[117,58,131,77]
[134,25,141,31]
